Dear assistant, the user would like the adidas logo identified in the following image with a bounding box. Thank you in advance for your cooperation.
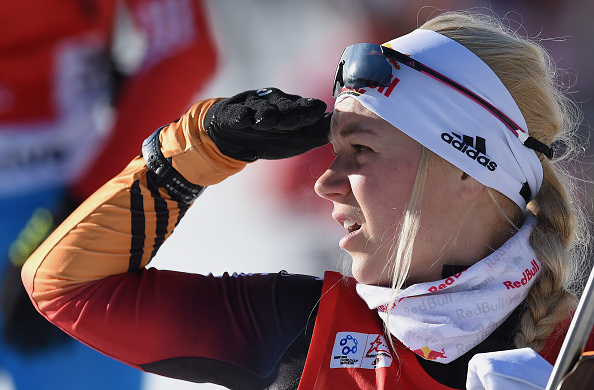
[440,132,497,171]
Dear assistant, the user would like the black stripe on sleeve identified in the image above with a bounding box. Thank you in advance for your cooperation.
[176,202,189,227]
[129,180,146,272]
[146,173,170,261]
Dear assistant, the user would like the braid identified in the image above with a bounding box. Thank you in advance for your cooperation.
[517,158,584,351]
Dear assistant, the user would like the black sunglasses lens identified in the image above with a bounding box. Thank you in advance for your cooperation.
[333,43,393,97]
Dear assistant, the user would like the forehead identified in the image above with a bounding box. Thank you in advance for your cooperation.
[330,98,385,141]
[333,97,381,122]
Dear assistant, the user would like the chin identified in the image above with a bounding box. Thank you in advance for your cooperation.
[350,261,387,286]
[351,254,391,287]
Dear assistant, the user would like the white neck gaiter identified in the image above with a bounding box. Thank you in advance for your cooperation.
[356,215,541,364]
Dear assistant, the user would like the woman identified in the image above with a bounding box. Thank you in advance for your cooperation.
[21,11,587,389]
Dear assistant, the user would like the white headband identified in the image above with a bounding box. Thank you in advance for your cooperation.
[335,29,543,210]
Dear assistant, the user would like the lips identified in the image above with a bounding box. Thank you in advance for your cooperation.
[332,212,364,249]
[333,212,362,245]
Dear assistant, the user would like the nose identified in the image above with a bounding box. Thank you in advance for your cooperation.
[314,158,351,202]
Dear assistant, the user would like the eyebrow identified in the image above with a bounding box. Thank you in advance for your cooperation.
[329,122,379,143]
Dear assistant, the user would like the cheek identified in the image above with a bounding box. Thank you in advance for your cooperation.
[350,142,422,212]
[383,162,421,204]
[355,168,418,222]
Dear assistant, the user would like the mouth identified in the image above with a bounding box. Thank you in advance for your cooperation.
[336,217,363,250]
[342,218,362,233]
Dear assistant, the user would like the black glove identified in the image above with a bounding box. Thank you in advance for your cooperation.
[204,88,331,161]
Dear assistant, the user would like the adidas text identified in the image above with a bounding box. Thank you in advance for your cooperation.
[441,132,497,171]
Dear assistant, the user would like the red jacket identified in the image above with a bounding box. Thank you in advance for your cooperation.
[301,271,460,389]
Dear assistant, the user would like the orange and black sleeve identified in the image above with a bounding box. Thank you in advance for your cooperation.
[21,98,249,365]
[21,98,325,388]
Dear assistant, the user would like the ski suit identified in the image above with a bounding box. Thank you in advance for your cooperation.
[22,99,569,389]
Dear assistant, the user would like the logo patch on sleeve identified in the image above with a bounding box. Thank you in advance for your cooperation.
[330,332,393,369]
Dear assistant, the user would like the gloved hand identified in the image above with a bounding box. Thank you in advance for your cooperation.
[204,88,331,161]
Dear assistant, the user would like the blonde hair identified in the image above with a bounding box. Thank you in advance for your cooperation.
[395,11,590,352]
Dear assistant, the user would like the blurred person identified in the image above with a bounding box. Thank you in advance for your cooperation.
[20,10,593,389]
[0,0,217,389]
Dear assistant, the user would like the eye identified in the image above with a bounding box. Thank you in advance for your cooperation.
[352,144,372,154]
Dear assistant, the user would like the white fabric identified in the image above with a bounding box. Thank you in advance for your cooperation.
[335,29,543,210]
[466,348,553,390]
[356,215,541,363]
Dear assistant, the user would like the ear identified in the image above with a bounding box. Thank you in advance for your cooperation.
[458,172,484,201]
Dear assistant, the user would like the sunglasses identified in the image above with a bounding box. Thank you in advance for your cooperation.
[333,43,553,159]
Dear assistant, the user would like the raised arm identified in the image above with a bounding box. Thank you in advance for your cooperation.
[21,89,330,385]
[22,97,243,300]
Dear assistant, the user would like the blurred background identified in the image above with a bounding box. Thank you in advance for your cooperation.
[1,0,593,389]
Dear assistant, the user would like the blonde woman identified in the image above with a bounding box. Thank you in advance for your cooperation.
[22,11,588,389]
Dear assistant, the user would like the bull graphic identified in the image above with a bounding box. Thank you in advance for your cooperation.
[412,346,447,360]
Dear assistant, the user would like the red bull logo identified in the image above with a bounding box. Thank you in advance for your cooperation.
[503,259,540,289]
[377,294,425,313]
[427,270,466,292]
[412,346,448,360]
